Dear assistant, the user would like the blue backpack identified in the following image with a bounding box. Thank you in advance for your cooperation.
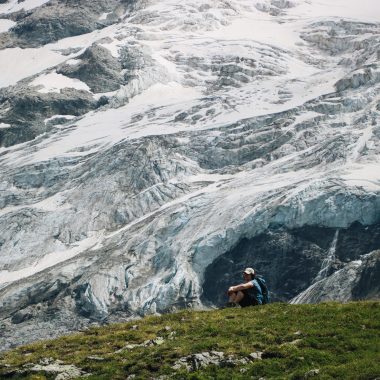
[255,275,270,304]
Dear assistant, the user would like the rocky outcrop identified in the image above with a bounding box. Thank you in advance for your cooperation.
[0,28,168,148]
[202,223,380,306]
[0,86,98,147]
[172,351,263,372]
[291,250,380,303]
[0,0,132,48]
[352,251,380,300]
[57,44,125,93]
[1,358,87,380]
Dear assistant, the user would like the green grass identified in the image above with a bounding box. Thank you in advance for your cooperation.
[0,302,379,379]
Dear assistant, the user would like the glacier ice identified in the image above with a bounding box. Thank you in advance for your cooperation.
[0,0,379,350]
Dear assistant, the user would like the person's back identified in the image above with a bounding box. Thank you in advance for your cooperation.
[240,277,263,307]
[243,278,263,305]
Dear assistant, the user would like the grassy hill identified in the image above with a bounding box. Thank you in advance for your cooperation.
[0,302,379,379]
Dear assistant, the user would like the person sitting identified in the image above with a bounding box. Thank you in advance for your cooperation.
[227,267,263,307]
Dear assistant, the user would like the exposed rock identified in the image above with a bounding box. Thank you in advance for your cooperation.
[115,337,165,353]
[3,358,87,380]
[0,86,97,147]
[1,87,95,123]
[292,250,380,303]
[202,226,331,305]
[304,369,320,378]
[11,309,34,324]
[249,351,263,360]
[335,223,380,263]
[86,355,106,361]
[147,337,165,346]
[45,116,77,128]
[204,223,380,306]
[280,339,302,347]
[172,351,230,372]
[173,351,263,372]
[57,44,124,93]
[352,251,380,300]
[0,0,132,48]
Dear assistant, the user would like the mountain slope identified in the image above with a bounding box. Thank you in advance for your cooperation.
[0,302,379,379]
[0,0,379,350]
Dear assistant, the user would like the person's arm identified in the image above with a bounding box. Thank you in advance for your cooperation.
[228,281,254,294]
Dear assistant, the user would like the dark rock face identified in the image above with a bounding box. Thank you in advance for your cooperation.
[202,222,380,307]
[11,309,34,325]
[0,0,132,48]
[0,88,97,147]
[292,250,380,304]
[0,2,140,148]
[352,250,380,300]
[202,227,329,305]
[1,88,95,123]
[336,222,380,263]
[57,44,124,93]
[0,125,38,148]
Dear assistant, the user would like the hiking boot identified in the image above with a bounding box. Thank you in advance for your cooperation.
[223,302,239,309]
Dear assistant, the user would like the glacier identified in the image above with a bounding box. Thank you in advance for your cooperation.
[0,0,379,350]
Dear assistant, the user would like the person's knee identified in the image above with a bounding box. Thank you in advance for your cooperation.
[235,291,244,301]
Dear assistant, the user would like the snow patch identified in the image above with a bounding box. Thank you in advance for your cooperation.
[0,48,67,88]
[99,12,112,21]
[0,235,99,286]
[18,82,200,164]
[342,163,380,191]
[0,0,50,14]
[31,72,91,93]
[64,59,82,66]
[44,115,77,124]
[0,19,16,33]
[99,39,121,58]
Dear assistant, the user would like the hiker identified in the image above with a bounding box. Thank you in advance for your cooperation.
[227,267,263,307]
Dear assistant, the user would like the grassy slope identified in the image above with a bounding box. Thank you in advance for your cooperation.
[0,302,379,380]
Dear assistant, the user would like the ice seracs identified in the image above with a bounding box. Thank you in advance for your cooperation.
[0,0,379,351]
